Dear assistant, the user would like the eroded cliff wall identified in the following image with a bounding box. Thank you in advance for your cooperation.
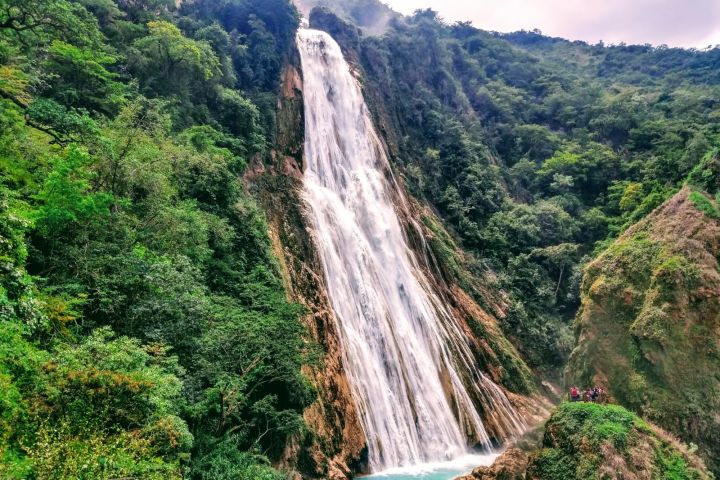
[248,62,367,479]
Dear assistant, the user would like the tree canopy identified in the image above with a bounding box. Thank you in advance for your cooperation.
[0,0,308,477]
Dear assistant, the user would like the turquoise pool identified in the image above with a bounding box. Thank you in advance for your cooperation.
[361,454,499,480]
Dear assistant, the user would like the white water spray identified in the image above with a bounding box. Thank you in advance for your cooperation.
[297,28,525,472]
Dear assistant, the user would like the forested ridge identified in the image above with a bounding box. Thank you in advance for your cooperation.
[0,0,312,478]
[344,7,720,374]
[1,0,719,478]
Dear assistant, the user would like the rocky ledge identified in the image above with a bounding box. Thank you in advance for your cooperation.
[455,448,528,480]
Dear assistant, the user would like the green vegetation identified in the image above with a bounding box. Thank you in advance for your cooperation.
[527,402,710,480]
[323,7,720,377]
[688,191,719,218]
[0,0,312,477]
[3,0,720,475]
[568,188,720,473]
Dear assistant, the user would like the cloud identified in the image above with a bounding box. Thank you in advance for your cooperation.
[382,0,720,47]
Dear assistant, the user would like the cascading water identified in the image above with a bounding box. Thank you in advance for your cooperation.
[297,28,526,474]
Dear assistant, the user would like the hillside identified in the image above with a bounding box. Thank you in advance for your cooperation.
[568,185,720,472]
[457,403,713,480]
[527,403,712,479]
[0,0,310,478]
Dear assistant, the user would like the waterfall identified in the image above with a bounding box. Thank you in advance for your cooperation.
[297,28,525,472]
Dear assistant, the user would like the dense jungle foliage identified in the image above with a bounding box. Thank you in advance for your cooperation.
[0,0,312,477]
[345,8,720,374]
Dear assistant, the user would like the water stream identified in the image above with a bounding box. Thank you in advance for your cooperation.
[297,28,525,474]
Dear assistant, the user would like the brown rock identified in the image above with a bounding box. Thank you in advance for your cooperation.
[456,448,528,480]
[252,63,367,480]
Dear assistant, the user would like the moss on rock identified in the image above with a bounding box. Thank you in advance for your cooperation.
[567,187,720,474]
[527,402,712,480]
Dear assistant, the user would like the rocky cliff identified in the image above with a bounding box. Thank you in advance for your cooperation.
[248,62,367,479]
[567,187,720,473]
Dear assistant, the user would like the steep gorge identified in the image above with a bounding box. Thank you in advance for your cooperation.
[251,12,551,479]
[3,0,720,477]
[286,7,720,477]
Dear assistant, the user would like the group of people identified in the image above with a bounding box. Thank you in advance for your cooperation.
[569,386,606,403]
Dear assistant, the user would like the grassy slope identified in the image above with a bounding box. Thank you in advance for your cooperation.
[567,187,720,473]
[527,402,711,480]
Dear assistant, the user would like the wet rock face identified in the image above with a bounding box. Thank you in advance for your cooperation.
[567,187,720,474]
[261,30,546,480]
[250,63,367,480]
[455,448,529,480]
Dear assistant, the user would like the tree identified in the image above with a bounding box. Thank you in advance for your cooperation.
[0,0,103,47]
[34,145,113,240]
[24,328,191,478]
[42,40,126,115]
[131,21,222,98]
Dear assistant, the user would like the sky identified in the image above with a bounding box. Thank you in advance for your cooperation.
[381,0,720,49]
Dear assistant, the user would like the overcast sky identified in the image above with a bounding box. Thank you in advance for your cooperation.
[382,0,720,48]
